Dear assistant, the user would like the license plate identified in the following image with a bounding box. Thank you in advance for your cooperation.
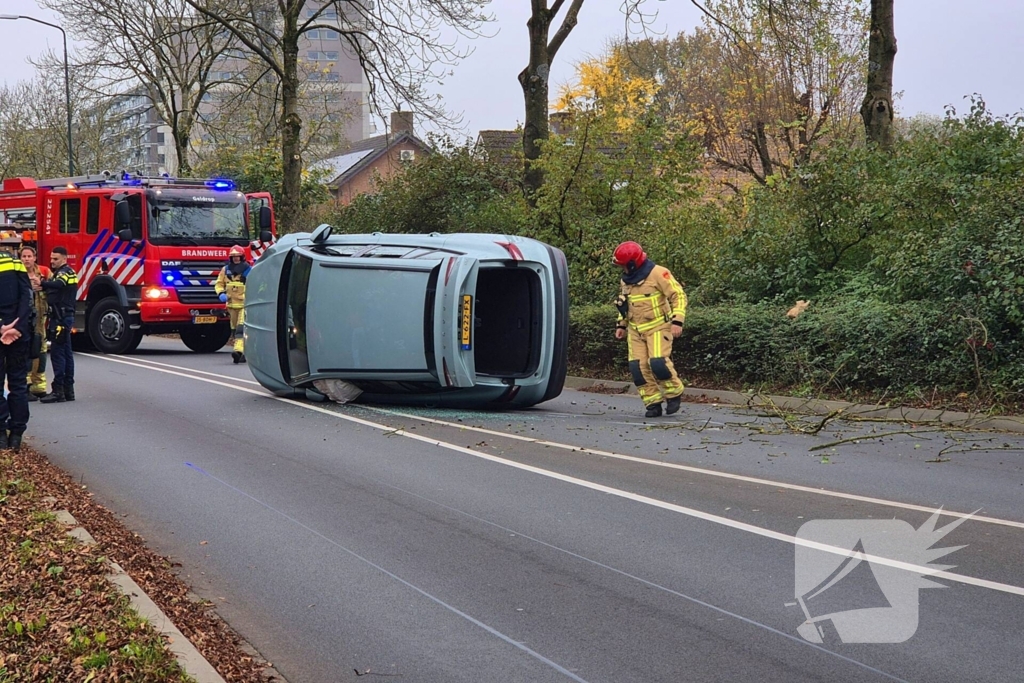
[460,294,472,350]
[193,316,218,324]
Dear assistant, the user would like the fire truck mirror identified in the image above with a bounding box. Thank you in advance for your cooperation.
[117,228,134,242]
[259,205,272,232]
[114,200,132,231]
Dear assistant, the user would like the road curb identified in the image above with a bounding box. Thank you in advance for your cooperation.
[564,376,1024,433]
[49,504,228,683]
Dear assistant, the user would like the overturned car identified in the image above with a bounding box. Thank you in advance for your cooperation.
[243,225,569,407]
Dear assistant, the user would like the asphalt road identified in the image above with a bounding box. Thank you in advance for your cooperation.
[26,337,1024,683]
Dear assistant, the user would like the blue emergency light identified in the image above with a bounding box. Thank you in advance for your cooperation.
[206,179,235,191]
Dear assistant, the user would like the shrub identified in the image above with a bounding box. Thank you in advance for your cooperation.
[569,296,1021,396]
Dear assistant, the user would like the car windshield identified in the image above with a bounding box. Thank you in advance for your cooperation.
[149,200,247,244]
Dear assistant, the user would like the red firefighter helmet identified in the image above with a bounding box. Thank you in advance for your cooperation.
[612,241,647,271]
[228,245,246,259]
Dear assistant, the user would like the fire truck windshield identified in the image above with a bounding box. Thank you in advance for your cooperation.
[148,198,248,245]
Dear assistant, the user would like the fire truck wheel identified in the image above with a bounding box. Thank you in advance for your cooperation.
[180,323,232,353]
[87,297,143,355]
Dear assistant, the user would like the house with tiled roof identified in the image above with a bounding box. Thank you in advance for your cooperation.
[474,113,598,172]
[475,129,521,169]
[315,112,433,204]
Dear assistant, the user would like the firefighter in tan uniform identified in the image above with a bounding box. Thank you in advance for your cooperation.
[20,247,51,400]
[215,245,250,364]
[612,241,687,418]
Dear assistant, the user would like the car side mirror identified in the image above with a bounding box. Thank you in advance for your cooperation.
[259,229,273,243]
[259,205,272,231]
[114,200,132,230]
[117,228,134,242]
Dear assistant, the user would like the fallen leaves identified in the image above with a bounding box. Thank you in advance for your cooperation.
[0,447,277,682]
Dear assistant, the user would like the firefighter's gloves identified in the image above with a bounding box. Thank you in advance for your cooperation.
[614,295,629,318]
[219,293,228,303]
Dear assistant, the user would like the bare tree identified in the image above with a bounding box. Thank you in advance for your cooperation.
[0,64,123,179]
[861,0,896,147]
[181,0,488,231]
[40,0,240,175]
[194,52,356,164]
[519,0,586,199]
[520,0,668,199]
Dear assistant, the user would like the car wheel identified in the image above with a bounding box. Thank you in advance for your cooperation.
[87,297,143,355]
[180,323,231,353]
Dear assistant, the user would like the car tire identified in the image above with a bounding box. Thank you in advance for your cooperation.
[180,323,232,353]
[87,297,143,355]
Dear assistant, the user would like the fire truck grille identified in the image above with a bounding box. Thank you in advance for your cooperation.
[162,261,223,304]
[177,287,222,305]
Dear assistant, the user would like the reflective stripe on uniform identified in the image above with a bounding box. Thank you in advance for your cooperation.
[0,258,27,274]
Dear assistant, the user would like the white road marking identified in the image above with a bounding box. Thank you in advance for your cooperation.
[365,408,1024,531]
[113,354,1024,532]
[83,353,1024,598]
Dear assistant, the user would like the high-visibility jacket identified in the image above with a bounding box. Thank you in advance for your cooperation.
[215,262,250,309]
[40,263,78,319]
[616,265,687,333]
[0,252,32,338]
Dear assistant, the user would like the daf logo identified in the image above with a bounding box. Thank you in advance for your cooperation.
[161,260,182,266]
[191,196,216,203]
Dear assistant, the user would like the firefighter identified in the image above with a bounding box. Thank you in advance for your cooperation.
[612,241,687,418]
[0,246,33,450]
[39,247,78,404]
[215,245,250,363]
[20,246,51,401]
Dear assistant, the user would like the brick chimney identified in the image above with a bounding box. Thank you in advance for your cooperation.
[390,111,415,136]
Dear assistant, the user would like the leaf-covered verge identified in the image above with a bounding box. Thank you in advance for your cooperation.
[0,449,277,683]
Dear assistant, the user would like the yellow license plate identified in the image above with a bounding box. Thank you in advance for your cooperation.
[460,294,472,350]
[193,316,218,324]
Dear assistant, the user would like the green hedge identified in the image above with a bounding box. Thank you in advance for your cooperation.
[569,298,1019,396]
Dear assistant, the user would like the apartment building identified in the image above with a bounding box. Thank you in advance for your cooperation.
[198,1,374,150]
[95,89,176,176]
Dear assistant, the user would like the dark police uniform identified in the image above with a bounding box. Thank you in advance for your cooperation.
[40,262,78,402]
[0,249,33,447]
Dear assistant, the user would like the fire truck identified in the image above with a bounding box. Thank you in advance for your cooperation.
[0,172,276,354]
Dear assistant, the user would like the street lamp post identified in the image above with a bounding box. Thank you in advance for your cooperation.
[0,14,74,176]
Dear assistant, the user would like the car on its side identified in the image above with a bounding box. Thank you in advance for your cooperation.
[244,225,569,408]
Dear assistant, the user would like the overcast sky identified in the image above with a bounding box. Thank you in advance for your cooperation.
[2,0,1022,136]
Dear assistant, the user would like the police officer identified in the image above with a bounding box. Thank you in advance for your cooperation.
[612,241,687,418]
[40,246,78,404]
[0,246,33,450]
[215,245,250,363]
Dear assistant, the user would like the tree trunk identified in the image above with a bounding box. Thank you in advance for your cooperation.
[279,15,303,233]
[518,6,552,202]
[861,0,897,148]
[172,125,192,176]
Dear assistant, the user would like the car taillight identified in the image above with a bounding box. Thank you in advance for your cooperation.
[495,241,524,261]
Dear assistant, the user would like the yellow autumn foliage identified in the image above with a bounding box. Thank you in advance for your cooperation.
[556,52,660,131]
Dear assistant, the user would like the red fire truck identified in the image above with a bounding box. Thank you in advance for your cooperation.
[0,172,276,354]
